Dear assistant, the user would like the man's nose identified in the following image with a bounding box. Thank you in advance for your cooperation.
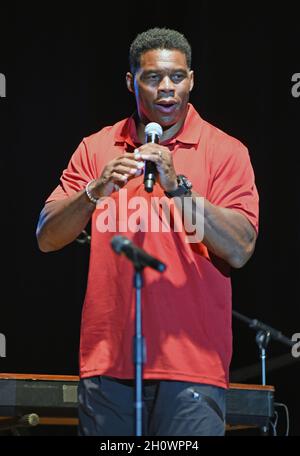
[158,75,175,93]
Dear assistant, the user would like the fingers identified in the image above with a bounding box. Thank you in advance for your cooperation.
[138,151,162,163]
[118,156,143,168]
[99,152,145,196]
[122,152,143,160]
[110,167,143,192]
[101,152,146,195]
[111,171,129,184]
[114,163,143,177]
[107,155,143,186]
[114,156,144,175]
[132,145,177,193]
[134,145,164,163]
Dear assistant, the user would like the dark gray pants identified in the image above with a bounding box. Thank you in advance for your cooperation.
[78,376,226,436]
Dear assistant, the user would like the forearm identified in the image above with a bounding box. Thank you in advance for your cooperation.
[36,189,96,252]
[37,153,145,252]
[175,191,257,268]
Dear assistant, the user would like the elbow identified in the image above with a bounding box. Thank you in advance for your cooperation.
[36,204,65,253]
[229,239,257,269]
[36,226,59,253]
[36,208,59,253]
[37,240,56,253]
[36,235,54,253]
[229,254,249,269]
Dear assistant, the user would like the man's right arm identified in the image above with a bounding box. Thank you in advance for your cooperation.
[36,189,97,252]
[36,153,143,252]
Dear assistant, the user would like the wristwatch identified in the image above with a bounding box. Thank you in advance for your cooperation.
[164,175,193,198]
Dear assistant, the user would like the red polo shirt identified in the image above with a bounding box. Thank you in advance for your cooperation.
[46,104,259,388]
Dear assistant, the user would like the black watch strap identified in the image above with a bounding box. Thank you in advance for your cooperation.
[164,175,193,198]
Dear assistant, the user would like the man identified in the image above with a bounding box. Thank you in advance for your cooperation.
[36,28,259,436]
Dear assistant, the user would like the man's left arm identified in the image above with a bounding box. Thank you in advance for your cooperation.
[136,142,258,269]
[176,192,257,268]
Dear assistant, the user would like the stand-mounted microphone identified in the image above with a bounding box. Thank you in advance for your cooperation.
[111,235,166,272]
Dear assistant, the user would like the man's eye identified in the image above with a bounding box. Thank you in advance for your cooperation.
[148,74,159,80]
[172,74,185,82]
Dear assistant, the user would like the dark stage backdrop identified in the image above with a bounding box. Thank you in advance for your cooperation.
[0,2,299,435]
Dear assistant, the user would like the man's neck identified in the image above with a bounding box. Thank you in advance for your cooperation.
[135,111,187,144]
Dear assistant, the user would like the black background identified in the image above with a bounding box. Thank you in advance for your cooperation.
[0,2,299,436]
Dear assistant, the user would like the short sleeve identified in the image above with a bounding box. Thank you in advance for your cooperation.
[46,139,97,202]
[207,141,259,234]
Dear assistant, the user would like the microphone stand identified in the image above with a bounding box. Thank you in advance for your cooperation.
[119,247,165,436]
[133,262,146,437]
[233,310,295,385]
[232,309,296,435]
[110,235,166,435]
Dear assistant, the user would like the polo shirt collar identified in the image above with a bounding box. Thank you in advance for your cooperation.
[114,103,203,147]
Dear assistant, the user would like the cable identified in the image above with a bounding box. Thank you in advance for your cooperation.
[274,402,290,436]
[75,229,91,245]
[269,410,278,436]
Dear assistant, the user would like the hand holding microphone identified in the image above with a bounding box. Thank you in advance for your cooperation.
[87,152,145,200]
[134,122,178,194]
[88,121,178,202]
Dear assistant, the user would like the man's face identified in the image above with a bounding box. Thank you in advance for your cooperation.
[127,49,194,129]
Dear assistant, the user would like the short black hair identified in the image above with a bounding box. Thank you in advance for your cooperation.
[129,27,192,75]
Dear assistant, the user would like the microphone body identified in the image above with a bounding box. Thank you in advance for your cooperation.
[111,235,166,272]
[144,122,163,193]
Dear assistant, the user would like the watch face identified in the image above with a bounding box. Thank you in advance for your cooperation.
[180,175,192,190]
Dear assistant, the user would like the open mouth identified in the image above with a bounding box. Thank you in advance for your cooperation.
[155,100,178,114]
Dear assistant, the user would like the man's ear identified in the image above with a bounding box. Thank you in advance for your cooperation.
[189,70,194,92]
[126,72,134,93]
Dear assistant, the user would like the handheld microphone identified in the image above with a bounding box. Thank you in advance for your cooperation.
[144,122,163,193]
[111,235,166,272]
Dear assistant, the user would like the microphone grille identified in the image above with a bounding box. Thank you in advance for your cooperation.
[111,235,129,254]
[144,122,163,139]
